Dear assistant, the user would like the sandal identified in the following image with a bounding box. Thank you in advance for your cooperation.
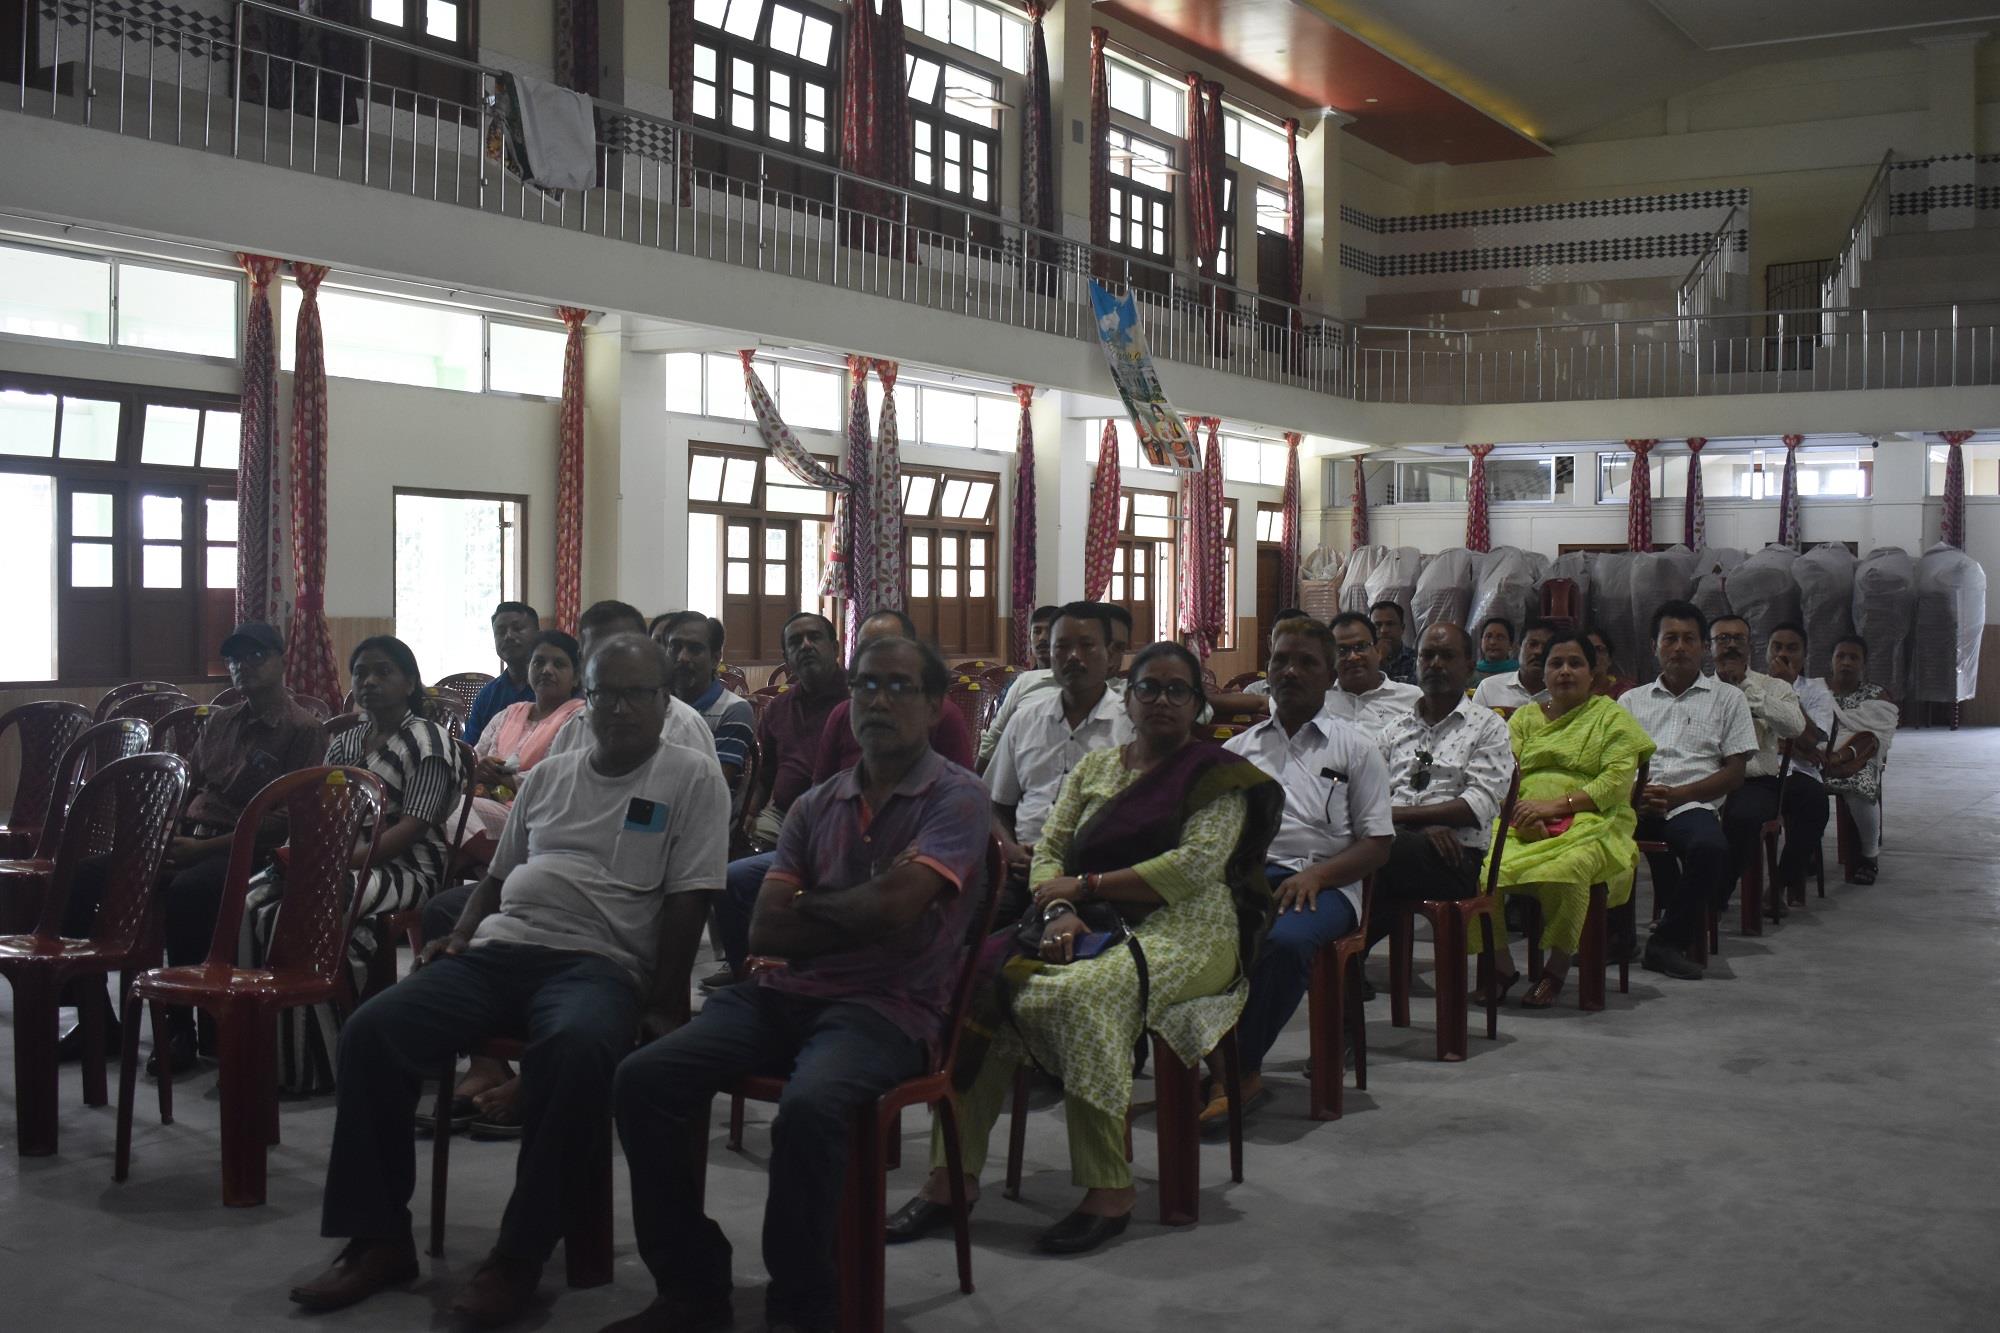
[415,1095,477,1134]
[469,1102,523,1140]
[1521,975,1565,1009]
[1851,857,1878,886]
[1473,970,1522,1007]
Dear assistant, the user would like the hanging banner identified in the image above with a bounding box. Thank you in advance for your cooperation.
[1088,279,1196,470]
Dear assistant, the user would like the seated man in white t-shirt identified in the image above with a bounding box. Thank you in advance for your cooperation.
[293,635,729,1327]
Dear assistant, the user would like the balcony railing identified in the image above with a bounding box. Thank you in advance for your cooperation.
[8,0,1998,408]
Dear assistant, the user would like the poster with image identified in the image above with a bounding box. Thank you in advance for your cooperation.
[1088,280,1196,471]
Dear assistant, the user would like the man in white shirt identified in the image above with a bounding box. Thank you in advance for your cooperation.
[976,604,1101,772]
[1471,618,1556,712]
[986,602,1132,911]
[1765,623,1834,908]
[1217,615,1391,1126]
[1370,623,1515,946]
[294,635,727,1325]
[1323,611,1423,739]
[1621,600,1758,981]
[1711,614,1808,920]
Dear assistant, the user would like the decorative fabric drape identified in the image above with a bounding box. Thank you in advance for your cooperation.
[1083,419,1122,599]
[1284,117,1305,354]
[1625,438,1656,552]
[869,359,906,612]
[1020,2,1057,265]
[1466,443,1494,553]
[1184,73,1228,354]
[554,0,601,96]
[283,263,340,708]
[1350,456,1370,549]
[1777,433,1803,549]
[1940,429,1974,547]
[839,0,913,246]
[1088,28,1112,281]
[741,350,849,491]
[1177,419,1226,658]
[552,308,590,633]
[1009,383,1039,668]
[826,356,873,646]
[667,0,695,205]
[235,254,283,625]
[1683,437,1707,550]
[1280,431,1302,610]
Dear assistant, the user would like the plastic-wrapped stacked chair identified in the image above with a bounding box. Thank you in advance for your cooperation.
[1794,544,1857,678]
[0,701,92,858]
[0,754,189,1157]
[1728,546,1802,671]
[1412,548,1476,640]
[1912,543,1987,723]
[114,766,387,1206]
[1852,547,1917,698]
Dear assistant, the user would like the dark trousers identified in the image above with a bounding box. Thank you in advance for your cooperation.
[1636,808,1731,951]
[1365,828,1483,948]
[421,881,477,945]
[1776,773,1830,884]
[614,984,922,1327]
[321,942,637,1261]
[714,853,775,974]
[1722,776,1784,885]
[1237,864,1361,1073]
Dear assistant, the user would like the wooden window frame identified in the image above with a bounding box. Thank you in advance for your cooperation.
[900,463,1000,657]
[691,0,843,202]
[687,442,832,665]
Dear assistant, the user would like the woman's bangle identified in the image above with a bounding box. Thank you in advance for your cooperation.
[1083,873,1101,899]
[1041,898,1076,921]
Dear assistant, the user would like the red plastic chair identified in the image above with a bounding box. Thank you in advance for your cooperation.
[92,680,181,722]
[0,701,92,858]
[110,689,196,728]
[1221,670,1266,693]
[0,753,189,1156]
[1739,759,1790,932]
[1539,578,1582,629]
[432,672,494,717]
[0,719,154,934]
[766,663,797,689]
[290,691,334,721]
[1308,876,1374,1121]
[150,704,214,761]
[1388,770,1519,1061]
[114,766,387,1206]
[721,840,1004,1330]
[951,660,1000,675]
[209,686,246,709]
[718,665,750,697]
[422,689,468,742]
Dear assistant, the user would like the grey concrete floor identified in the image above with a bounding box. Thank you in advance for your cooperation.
[3,729,1998,1332]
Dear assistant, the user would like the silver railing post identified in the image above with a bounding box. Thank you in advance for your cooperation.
[1460,331,1470,403]
[361,37,373,184]
[231,0,245,155]
[1951,302,1961,387]
[1612,321,1621,398]
[83,0,96,125]
[755,150,766,269]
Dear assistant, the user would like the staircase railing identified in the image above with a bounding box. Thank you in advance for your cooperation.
[1822,149,1896,312]
[1674,204,1741,323]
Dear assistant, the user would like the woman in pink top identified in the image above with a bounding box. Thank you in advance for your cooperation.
[464,630,584,857]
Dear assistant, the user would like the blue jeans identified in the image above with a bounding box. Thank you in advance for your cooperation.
[320,942,638,1260]
[614,984,923,1327]
[1237,863,1360,1073]
[715,852,775,973]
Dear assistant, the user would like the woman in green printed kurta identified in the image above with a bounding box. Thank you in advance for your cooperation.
[891,642,1281,1257]
[1478,629,1655,1008]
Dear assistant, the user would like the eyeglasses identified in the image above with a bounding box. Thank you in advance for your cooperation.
[1407,749,1434,792]
[1130,678,1197,704]
[1334,641,1375,659]
[586,685,660,712]
[849,675,926,702]
[224,649,270,668]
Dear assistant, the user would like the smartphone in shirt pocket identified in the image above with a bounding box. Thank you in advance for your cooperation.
[608,795,673,887]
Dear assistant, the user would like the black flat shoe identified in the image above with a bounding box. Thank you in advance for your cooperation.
[1035,1208,1131,1256]
[885,1196,962,1244]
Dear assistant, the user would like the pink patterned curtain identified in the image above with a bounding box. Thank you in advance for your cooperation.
[1683,436,1707,549]
[1010,383,1038,667]
[1084,419,1121,599]
[1940,429,1974,547]
[1198,418,1227,653]
[1280,431,1302,609]
[667,0,694,205]
[1466,443,1494,552]
[283,262,339,708]
[1284,116,1305,356]
[870,359,905,612]
[1088,28,1111,282]
[552,307,589,634]
[1777,433,1803,548]
[1020,2,1056,264]
[1350,456,1369,549]
[839,0,912,246]
[825,356,873,645]
[1185,74,1225,275]
[1625,438,1656,552]
[234,253,283,624]
[554,0,600,95]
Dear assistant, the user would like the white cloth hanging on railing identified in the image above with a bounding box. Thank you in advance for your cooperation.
[504,73,598,191]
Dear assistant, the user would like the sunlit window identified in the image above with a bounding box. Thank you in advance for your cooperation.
[488,321,568,397]
[394,491,524,679]
[281,283,484,393]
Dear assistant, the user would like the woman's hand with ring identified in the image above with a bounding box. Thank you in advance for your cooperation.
[1032,876,1083,912]
[1039,909,1081,963]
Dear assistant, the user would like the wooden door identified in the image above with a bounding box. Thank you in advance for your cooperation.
[58,480,125,682]
[128,483,198,680]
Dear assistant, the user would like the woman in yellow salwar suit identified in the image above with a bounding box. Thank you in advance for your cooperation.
[1480,629,1655,1008]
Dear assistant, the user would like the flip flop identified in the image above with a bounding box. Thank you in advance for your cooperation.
[415,1095,477,1134]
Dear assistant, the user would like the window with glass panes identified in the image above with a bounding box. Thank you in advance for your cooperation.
[686,445,834,663]
[690,1,840,199]
[0,373,242,684]
[361,0,480,104]
[1253,501,1284,643]
[905,0,1029,73]
[907,53,1001,212]
[1108,489,1176,650]
[900,466,1000,656]
[1214,172,1238,280]
[1217,498,1237,650]
[1105,129,1174,266]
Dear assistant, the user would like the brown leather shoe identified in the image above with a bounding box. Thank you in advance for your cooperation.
[289,1236,420,1312]
[449,1250,544,1328]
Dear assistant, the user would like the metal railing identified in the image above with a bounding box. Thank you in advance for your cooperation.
[7,1,1997,408]
[1823,148,1895,312]
[1674,204,1741,323]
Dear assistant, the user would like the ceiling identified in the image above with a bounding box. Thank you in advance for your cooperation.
[1098,0,1998,158]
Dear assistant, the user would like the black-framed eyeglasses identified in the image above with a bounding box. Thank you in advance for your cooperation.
[1131,678,1197,705]
[586,685,660,712]
[1408,749,1434,792]
[849,675,926,702]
